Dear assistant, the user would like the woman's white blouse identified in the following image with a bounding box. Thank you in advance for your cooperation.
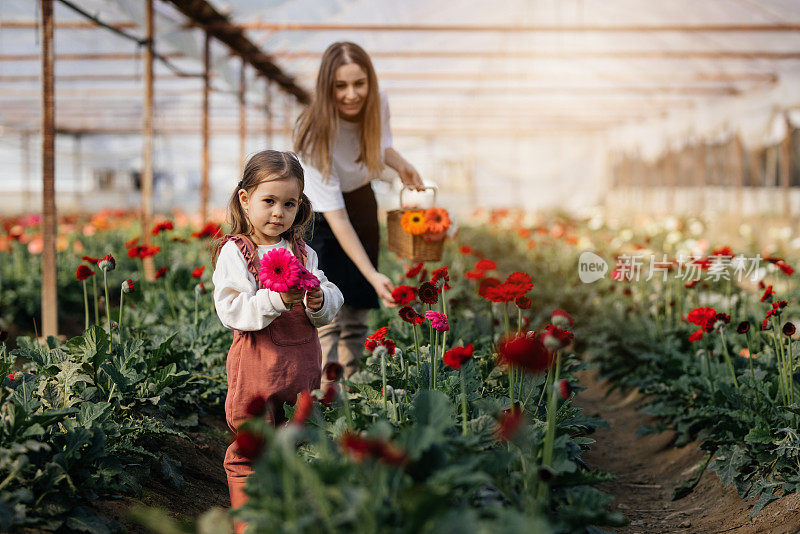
[302,91,393,213]
[212,239,344,332]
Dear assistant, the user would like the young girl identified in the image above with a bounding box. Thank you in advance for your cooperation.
[294,41,424,382]
[212,150,343,521]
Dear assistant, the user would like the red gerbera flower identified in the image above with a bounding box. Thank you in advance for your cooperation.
[391,285,416,306]
[382,339,396,355]
[430,266,450,286]
[417,282,439,305]
[191,222,222,239]
[323,362,344,382]
[478,277,501,299]
[292,390,314,425]
[503,272,533,299]
[459,245,473,255]
[405,262,424,279]
[76,265,95,281]
[245,396,268,417]
[496,333,552,374]
[365,338,378,352]
[557,379,571,400]
[464,269,485,280]
[712,246,733,256]
[777,260,795,276]
[124,237,139,249]
[155,266,168,279]
[191,265,205,278]
[234,430,265,461]
[81,255,100,264]
[515,296,531,309]
[443,343,474,370]
[151,220,174,235]
[761,285,776,302]
[496,405,525,441]
[688,329,703,342]
[400,306,425,325]
[475,259,497,271]
[369,327,389,341]
[320,384,338,406]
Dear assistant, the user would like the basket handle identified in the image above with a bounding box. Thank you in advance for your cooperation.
[399,185,438,209]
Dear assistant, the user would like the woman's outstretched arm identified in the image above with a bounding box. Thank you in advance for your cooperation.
[384,147,424,190]
[322,208,397,307]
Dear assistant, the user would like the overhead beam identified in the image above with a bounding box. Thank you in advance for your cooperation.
[229,22,800,33]
[0,20,137,29]
[0,85,742,97]
[276,50,800,60]
[6,21,800,33]
[0,52,184,61]
[164,0,309,104]
[0,71,778,84]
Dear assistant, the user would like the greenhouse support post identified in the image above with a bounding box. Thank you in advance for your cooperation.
[781,114,792,219]
[40,0,58,338]
[141,0,155,281]
[201,31,210,221]
[239,57,246,178]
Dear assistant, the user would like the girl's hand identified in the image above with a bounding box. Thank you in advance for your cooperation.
[280,288,305,308]
[368,271,397,308]
[398,162,424,191]
[306,288,324,311]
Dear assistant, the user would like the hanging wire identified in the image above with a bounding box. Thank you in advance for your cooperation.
[56,0,201,77]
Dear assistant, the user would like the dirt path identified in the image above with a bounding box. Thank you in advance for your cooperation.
[574,369,800,534]
[91,413,231,533]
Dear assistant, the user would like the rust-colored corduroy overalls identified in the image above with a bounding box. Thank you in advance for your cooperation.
[220,235,322,532]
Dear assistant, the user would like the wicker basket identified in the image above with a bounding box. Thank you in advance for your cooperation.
[386,186,444,263]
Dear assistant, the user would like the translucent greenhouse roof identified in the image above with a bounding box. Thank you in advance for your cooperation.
[2,0,800,155]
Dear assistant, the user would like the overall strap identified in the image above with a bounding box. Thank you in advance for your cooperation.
[291,235,309,267]
[219,234,262,288]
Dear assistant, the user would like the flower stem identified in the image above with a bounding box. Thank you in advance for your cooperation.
[118,288,124,345]
[432,329,439,390]
[103,271,112,343]
[340,379,353,429]
[539,350,562,499]
[82,280,89,331]
[381,350,387,413]
[412,324,421,378]
[460,366,468,436]
[91,275,99,325]
[745,330,755,380]
[718,329,738,388]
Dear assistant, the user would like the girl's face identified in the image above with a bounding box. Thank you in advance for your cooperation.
[238,177,301,245]
[333,63,369,120]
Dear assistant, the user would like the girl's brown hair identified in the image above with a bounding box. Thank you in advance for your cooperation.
[294,41,383,181]
[213,150,313,265]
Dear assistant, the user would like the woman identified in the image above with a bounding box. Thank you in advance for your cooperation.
[294,41,423,379]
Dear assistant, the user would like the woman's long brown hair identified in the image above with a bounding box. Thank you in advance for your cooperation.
[212,150,313,266]
[293,41,383,181]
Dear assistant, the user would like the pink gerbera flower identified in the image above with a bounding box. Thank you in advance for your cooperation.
[424,310,449,332]
[259,248,302,292]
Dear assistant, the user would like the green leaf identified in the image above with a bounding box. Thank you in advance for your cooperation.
[750,490,780,517]
[744,424,773,444]
[66,326,109,373]
[159,454,186,491]
[65,507,113,533]
[77,402,111,428]
[711,446,747,486]
[147,332,178,370]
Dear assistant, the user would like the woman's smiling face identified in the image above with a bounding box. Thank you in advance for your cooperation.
[333,63,369,120]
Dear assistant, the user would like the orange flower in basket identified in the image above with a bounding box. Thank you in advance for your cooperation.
[424,207,450,234]
[400,210,428,235]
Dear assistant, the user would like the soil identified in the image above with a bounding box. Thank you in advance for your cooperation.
[575,369,800,534]
[89,413,232,533]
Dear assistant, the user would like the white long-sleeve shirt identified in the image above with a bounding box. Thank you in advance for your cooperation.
[212,239,343,331]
